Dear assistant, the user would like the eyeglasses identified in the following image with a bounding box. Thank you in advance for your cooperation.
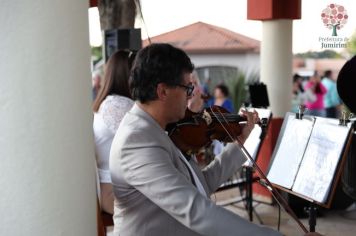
[176,84,194,96]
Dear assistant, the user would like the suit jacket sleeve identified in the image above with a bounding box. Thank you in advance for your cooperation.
[201,142,246,194]
[117,132,280,236]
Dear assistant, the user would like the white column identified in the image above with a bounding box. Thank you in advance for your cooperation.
[0,1,97,235]
[261,20,293,117]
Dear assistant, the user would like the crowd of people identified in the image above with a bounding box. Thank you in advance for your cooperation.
[292,70,341,118]
[91,43,321,236]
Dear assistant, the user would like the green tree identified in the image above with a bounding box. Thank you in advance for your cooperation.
[347,30,356,55]
[91,46,102,62]
[294,50,343,59]
[226,72,251,110]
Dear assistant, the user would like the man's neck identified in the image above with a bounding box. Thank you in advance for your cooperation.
[137,102,168,129]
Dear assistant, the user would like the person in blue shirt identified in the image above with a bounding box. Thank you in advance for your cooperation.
[206,84,235,155]
[321,70,341,118]
[202,77,211,97]
[207,84,235,113]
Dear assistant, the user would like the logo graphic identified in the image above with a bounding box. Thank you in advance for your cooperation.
[321,3,348,36]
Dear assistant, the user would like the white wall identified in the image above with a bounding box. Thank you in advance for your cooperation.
[189,53,260,79]
[0,1,97,235]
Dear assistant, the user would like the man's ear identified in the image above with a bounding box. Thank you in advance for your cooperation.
[156,83,169,101]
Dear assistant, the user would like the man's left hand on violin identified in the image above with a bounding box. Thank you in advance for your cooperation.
[237,108,260,144]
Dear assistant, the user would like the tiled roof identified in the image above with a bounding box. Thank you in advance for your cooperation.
[143,22,260,54]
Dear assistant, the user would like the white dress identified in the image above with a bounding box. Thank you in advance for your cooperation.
[93,95,134,183]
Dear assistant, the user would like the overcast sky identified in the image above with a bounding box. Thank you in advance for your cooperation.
[89,0,356,53]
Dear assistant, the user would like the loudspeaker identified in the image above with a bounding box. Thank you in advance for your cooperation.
[337,55,356,113]
[249,83,270,108]
[104,28,142,62]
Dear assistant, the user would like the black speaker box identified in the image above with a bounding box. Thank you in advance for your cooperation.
[104,28,142,62]
[249,83,270,108]
[337,56,356,113]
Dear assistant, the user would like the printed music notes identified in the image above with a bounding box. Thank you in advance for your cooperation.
[267,113,352,204]
[267,114,314,189]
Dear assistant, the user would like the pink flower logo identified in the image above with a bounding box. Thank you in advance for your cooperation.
[321,3,348,36]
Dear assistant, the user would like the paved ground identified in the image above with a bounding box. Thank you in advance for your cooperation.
[106,188,356,236]
[215,189,356,236]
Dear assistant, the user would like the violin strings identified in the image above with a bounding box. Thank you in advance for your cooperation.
[209,107,242,142]
[211,113,245,123]
[208,108,309,234]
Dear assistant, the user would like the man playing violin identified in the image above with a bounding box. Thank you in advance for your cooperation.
[110,43,320,236]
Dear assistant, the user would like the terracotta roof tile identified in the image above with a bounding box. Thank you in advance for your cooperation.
[143,22,260,54]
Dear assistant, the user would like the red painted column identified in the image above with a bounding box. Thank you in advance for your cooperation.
[90,0,98,8]
[253,118,284,198]
[247,0,301,20]
[248,0,301,199]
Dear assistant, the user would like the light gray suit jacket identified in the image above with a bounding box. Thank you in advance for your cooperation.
[110,104,281,236]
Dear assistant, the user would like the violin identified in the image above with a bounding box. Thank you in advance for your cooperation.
[200,94,211,101]
[166,106,246,155]
[167,105,310,234]
[166,105,267,155]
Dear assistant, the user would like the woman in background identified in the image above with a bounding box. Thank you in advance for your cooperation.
[206,84,235,155]
[304,71,327,117]
[207,84,235,113]
[291,74,316,113]
[93,50,134,214]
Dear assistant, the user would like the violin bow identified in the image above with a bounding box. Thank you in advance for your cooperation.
[209,107,309,234]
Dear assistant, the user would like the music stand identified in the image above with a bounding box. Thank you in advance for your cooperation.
[266,109,354,232]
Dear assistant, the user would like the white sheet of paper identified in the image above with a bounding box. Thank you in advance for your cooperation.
[292,118,350,203]
[244,125,262,162]
[267,114,314,189]
[243,108,271,165]
[253,108,272,121]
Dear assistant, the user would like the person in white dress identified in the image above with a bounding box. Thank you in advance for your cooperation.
[93,50,134,214]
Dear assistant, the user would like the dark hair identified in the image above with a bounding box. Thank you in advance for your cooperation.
[93,50,132,112]
[311,71,323,94]
[293,74,304,93]
[293,73,302,83]
[324,70,332,78]
[215,84,229,97]
[314,83,323,94]
[130,43,194,103]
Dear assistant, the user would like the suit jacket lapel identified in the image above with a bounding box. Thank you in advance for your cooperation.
[188,157,210,195]
[130,103,210,195]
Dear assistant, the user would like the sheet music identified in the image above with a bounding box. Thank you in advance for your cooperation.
[292,117,350,203]
[267,114,315,189]
[244,125,262,161]
[254,108,272,121]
